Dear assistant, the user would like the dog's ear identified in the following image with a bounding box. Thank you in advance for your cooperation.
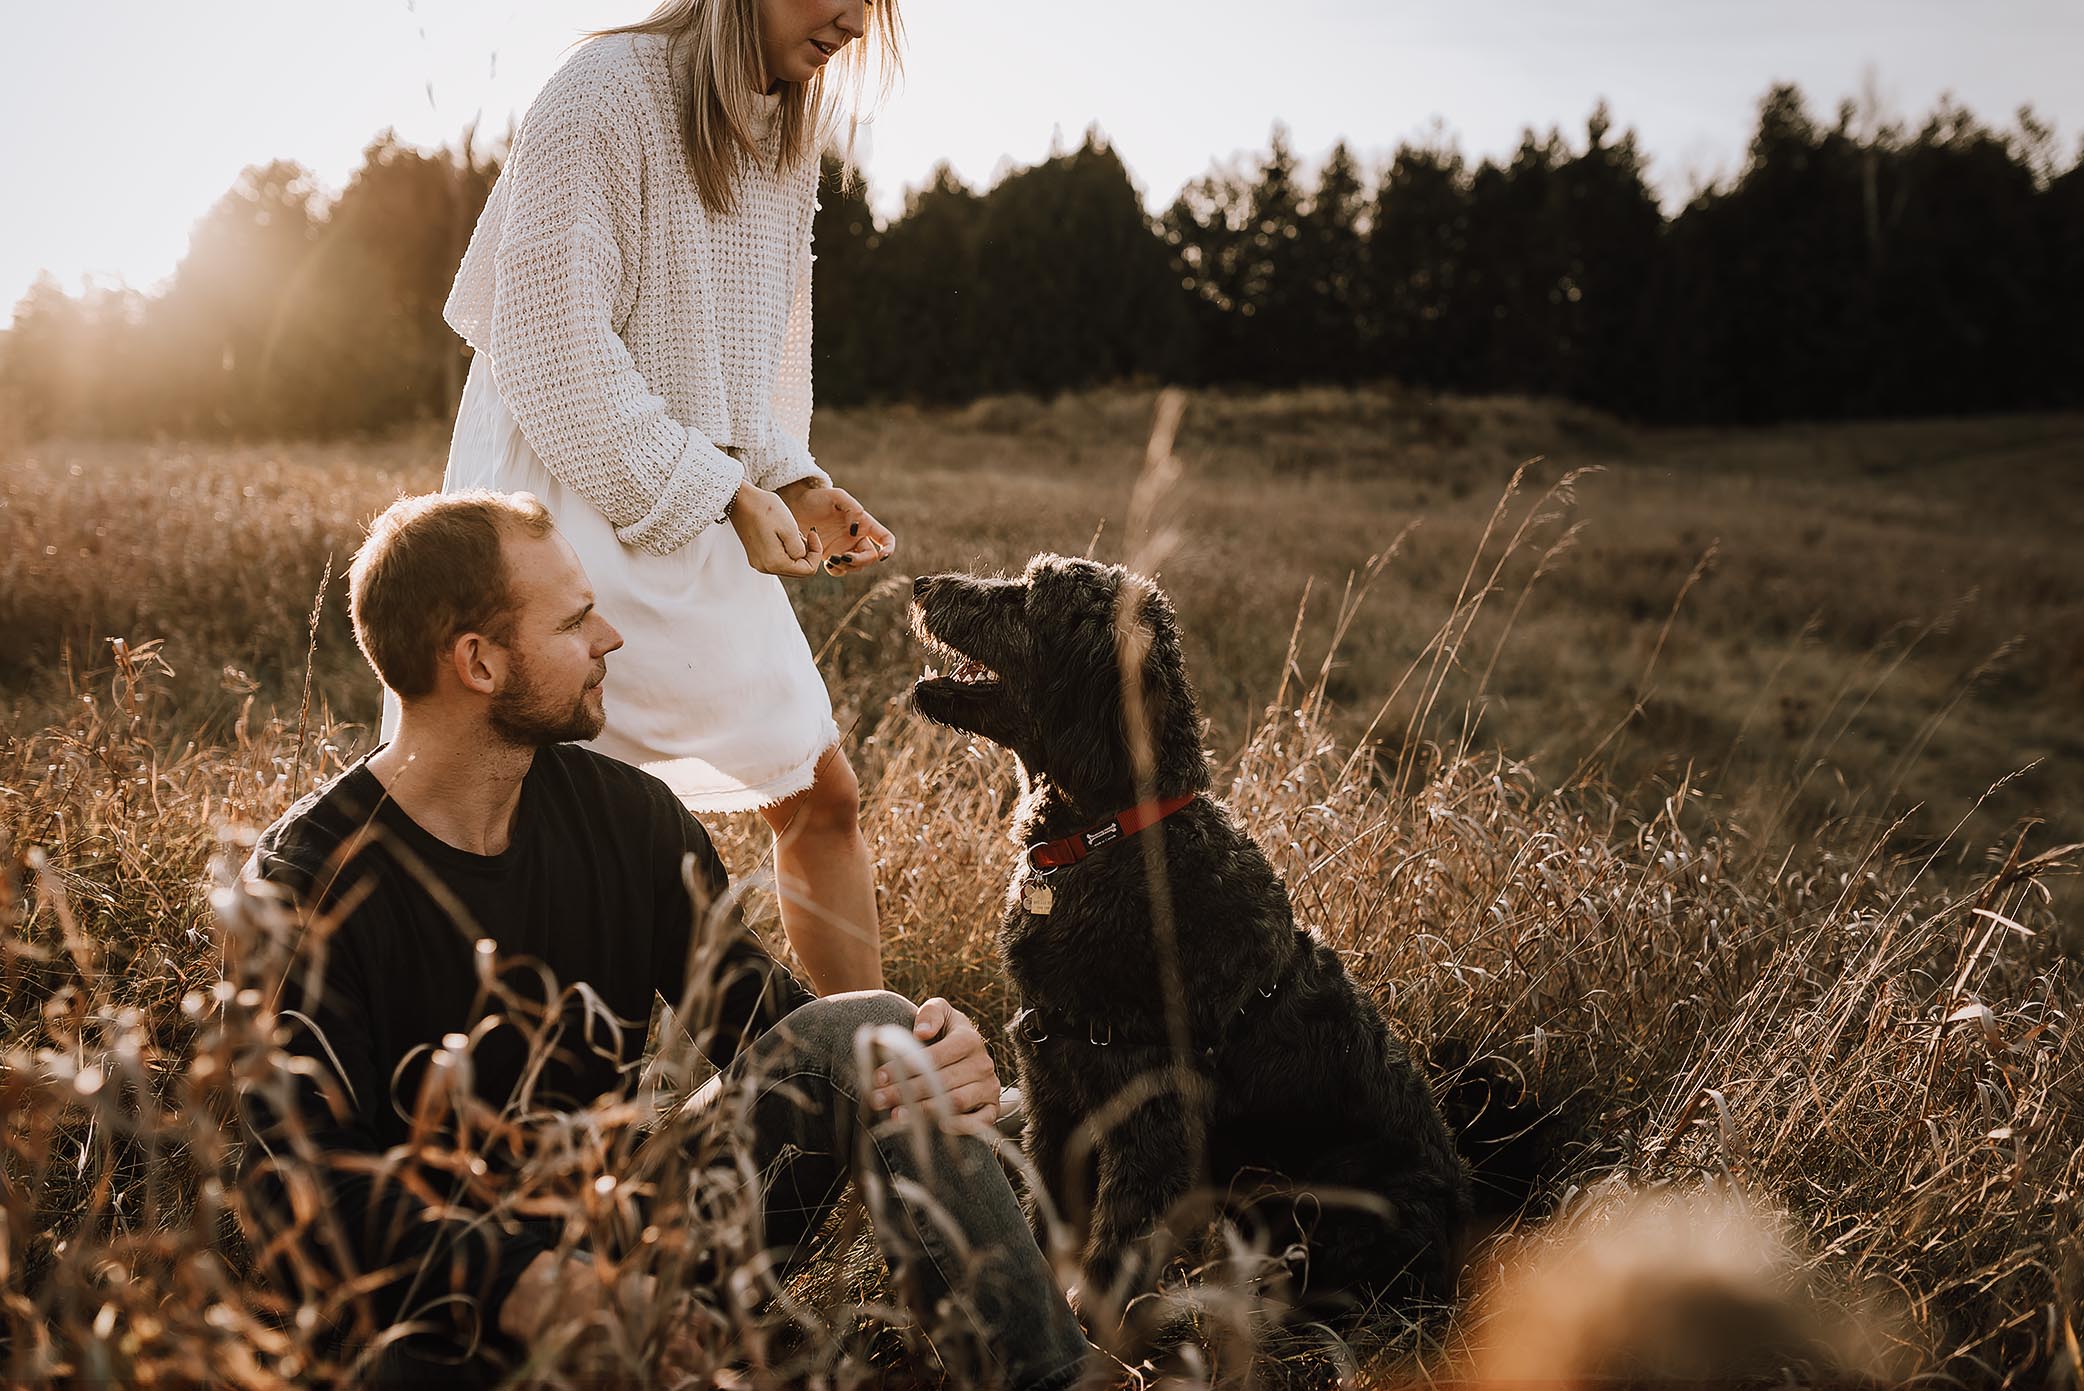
[1034,564,1195,799]
[1111,574,1174,764]
[1024,551,1072,581]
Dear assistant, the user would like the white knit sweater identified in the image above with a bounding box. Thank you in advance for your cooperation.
[443,32,829,556]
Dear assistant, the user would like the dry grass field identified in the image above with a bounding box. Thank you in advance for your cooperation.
[7,386,2080,865]
[3,385,2081,1386]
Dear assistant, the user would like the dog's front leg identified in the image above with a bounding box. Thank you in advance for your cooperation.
[1019,1093,1088,1246]
[1080,1065,1202,1310]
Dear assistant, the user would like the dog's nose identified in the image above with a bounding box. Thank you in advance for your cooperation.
[912,574,935,599]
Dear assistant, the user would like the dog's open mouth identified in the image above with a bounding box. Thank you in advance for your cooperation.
[914,630,1000,697]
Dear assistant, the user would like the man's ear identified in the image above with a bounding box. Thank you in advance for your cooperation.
[449,633,502,696]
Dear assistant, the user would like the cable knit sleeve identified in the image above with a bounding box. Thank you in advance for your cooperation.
[746,213,829,494]
[472,64,743,555]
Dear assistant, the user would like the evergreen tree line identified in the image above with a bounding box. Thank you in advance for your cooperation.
[5,83,2079,439]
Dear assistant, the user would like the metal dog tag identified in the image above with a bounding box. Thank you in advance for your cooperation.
[1022,882,1055,915]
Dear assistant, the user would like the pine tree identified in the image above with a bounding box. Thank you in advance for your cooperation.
[1663,85,1872,421]
[1233,127,1309,383]
[811,156,882,407]
[1549,105,1663,411]
[1871,101,2044,413]
[1475,129,1579,394]
[1289,141,1370,382]
[1366,137,1474,388]
[868,164,984,402]
[973,131,1192,395]
[4,276,92,437]
[152,160,324,434]
[1160,164,1253,383]
[292,132,497,431]
[2042,144,2084,407]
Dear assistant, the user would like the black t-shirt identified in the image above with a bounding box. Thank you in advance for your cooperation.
[235,743,812,1354]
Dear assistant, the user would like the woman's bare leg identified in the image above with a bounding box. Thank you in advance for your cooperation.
[758,744,882,994]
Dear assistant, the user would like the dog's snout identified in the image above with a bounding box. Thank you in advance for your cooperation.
[912,574,943,602]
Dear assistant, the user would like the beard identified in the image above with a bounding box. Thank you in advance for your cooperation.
[488,650,606,746]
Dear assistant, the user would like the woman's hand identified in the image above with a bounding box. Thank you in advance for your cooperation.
[776,480,897,577]
[729,481,824,578]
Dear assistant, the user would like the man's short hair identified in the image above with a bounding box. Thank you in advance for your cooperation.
[348,490,555,698]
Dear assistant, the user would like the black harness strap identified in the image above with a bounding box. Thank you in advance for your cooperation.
[1009,930,1312,1060]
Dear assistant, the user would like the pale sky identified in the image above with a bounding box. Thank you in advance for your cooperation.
[4,0,2081,326]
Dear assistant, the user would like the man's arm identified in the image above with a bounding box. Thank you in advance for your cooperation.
[651,796,817,1073]
[236,850,557,1348]
[488,792,825,1358]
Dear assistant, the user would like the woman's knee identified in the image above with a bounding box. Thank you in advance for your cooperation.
[763,747,861,838]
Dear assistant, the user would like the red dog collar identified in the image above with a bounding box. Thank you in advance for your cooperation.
[1027,793,1198,870]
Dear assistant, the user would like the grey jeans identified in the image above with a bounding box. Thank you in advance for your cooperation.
[370,992,1090,1389]
[683,990,1092,1391]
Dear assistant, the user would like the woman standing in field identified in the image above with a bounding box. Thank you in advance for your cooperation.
[393,0,902,993]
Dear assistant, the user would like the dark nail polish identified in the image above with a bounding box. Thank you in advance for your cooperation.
[850,523,860,536]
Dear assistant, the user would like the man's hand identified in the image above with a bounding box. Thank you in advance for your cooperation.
[776,480,896,577]
[729,481,824,578]
[656,1295,715,1387]
[870,997,1000,1127]
[498,1250,655,1346]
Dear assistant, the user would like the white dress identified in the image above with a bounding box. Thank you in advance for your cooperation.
[381,43,839,813]
[380,354,839,814]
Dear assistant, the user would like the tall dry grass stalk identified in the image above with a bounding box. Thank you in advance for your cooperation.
[3,438,2079,1386]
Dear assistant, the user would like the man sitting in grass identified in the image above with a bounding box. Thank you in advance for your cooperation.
[235,490,1088,1389]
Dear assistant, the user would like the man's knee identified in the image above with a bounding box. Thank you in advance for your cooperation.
[776,989,916,1076]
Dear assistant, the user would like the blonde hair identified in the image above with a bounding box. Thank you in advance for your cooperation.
[590,0,904,216]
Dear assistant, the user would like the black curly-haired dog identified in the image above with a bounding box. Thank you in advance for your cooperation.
[909,554,1471,1321]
